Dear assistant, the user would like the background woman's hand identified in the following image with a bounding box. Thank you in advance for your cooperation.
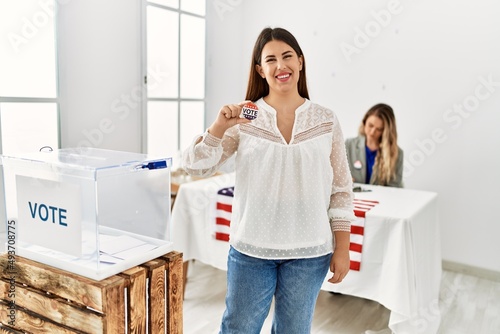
[208,101,252,138]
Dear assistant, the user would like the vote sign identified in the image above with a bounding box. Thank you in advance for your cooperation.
[17,175,82,257]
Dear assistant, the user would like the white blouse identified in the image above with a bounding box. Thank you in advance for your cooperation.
[182,98,355,259]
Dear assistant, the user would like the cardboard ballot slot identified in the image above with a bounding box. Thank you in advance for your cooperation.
[0,148,173,280]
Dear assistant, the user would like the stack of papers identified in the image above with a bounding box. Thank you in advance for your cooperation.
[99,235,159,264]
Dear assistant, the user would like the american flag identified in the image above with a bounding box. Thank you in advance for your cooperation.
[215,187,234,242]
[349,198,379,270]
[215,187,378,271]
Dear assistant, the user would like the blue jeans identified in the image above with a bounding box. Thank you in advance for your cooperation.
[219,247,332,334]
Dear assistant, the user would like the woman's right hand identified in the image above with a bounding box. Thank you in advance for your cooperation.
[207,101,253,138]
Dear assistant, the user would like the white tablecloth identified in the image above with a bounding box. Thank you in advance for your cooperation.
[171,172,442,334]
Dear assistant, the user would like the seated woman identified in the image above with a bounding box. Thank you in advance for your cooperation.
[345,103,404,187]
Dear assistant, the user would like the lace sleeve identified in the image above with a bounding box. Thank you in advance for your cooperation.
[328,113,355,232]
[182,125,239,177]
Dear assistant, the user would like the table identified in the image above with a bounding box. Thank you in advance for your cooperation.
[171,173,442,334]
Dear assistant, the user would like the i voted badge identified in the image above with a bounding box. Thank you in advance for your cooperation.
[241,102,259,120]
[353,160,363,170]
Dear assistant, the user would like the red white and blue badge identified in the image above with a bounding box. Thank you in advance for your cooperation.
[241,102,259,120]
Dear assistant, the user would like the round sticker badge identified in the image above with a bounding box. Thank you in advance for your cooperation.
[242,102,259,120]
[353,160,363,170]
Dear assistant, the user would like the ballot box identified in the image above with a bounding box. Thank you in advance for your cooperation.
[0,147,173,280]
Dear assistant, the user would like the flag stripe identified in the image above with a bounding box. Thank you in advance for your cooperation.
[350,242,363,253]
[354,210,367,218]
[214,224,230,234]
[216,217,231,227]
[215,232,230,242]
[216,202,232,212]
[350,234,364,245]
[354,199,379,204]
[350,261,361,271]
[349,250,362,262]
[351,225,364,235]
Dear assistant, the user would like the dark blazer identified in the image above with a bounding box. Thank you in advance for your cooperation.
[345,135,404,188]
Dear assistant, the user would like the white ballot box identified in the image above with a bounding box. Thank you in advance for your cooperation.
[0,148,173,280]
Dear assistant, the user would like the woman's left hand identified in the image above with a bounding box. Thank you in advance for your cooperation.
[328,248,350,284]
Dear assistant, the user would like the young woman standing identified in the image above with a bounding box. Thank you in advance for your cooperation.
[182,27,355,333]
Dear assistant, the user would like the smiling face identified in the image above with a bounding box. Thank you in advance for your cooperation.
[255,40,303,97]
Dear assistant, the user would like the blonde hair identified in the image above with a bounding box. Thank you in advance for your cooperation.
[358,103,399,185]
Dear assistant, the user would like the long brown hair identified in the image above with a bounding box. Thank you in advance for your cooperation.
[358,103,399,185]
[245,27,309,101]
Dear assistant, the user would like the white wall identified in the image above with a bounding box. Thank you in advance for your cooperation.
[205,0,500,273]
[57,0,143,152]
[205,1,245,121]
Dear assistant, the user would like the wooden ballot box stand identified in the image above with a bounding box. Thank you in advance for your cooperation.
[0,251,183,334]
